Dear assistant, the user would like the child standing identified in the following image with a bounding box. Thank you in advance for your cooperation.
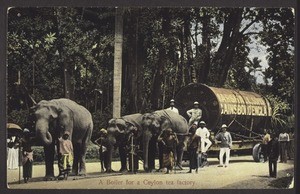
[94,128,109,172]
[58,131,73,180]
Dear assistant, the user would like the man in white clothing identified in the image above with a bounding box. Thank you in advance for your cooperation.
[195,121,212,153]
[186,101,202,126]
[166,99,179,114]
[215,124,232,168]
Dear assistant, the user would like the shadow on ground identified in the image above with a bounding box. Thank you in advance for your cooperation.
[269,176,293,188]
[221,168,294,189]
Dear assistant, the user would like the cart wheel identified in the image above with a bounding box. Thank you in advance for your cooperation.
[252,143,264,162]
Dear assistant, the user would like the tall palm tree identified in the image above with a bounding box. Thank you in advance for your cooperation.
[113,7,123,118]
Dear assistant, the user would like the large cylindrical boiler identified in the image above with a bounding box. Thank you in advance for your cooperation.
[174,83,272,140]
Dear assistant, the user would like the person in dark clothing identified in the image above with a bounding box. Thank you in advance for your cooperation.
[187,126,200,173]
[94,128,109,172]
[157,128,178,174]
[126,125,140,173]
[20,128,34,183]
[278,129,289,163]
[261,129,271,162]
[287,128,294,160]
[267,133,280,178]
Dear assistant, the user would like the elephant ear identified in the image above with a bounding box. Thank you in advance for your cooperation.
[160,116,171,130]
[31,100,48,112]
[142,113,151,120]
[160,116,171,123]
[108,118,117,125]
[125,121,134,127]
[48,104,62,119]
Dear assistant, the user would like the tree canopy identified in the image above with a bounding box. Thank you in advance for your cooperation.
[7,7,295,132]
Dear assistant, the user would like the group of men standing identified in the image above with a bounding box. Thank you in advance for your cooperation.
[261,128,294,178]
[167,100,233,172]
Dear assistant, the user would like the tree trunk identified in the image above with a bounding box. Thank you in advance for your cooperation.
[113,7,123,118]
[123,11,142,113]
[136,32,145,112]
[184,17,193,84]
[210,8,243,86]
[179,26,185,87]
[54,8,74,99]
[151,9,170,110]
[199,9,211,83]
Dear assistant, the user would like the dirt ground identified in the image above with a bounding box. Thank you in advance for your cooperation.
[7,155,294,189]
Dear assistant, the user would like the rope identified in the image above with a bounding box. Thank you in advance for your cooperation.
[227,91,240,127]
[233,119,262,136]
[230,131,261,140]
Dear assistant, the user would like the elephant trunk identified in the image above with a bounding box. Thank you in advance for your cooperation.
[35,119,53,145]
[106,135,116,171]
[142,128,152,171]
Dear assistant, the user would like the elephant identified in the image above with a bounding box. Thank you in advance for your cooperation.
[141,109,189,171]
[105,113,143,172]
[33,98,93,180]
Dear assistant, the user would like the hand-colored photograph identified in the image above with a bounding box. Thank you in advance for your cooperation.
[6,7,294,189]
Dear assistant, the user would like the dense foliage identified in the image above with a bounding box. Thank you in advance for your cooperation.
[7,7,295,134]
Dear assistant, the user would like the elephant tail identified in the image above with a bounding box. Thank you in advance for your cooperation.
[84,122,93,144]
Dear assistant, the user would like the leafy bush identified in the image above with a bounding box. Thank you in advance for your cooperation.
[7,109,29,128]
[31,144,119,163]
[266,94,294,133]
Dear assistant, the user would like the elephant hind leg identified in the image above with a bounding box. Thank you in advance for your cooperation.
[71,142,80,176]
[78,127,92,176]
[176,142,184,169]
[78,144,87,176]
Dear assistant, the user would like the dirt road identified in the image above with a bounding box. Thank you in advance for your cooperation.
[7,155,294,189]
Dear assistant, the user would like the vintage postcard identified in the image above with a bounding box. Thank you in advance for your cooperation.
[5,6,295,190]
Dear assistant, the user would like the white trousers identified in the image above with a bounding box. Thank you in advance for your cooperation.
[201,138,212,153]
[7,148,19,169]
[219,147,230,166]
[188,118,200,126]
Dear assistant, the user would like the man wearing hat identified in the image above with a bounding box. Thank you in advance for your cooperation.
[187,101,202,126]
[215,124,232,168]
[166,99,179,114]
[94,128,109,172]
[195,121,212,154]
[20,128,34,183]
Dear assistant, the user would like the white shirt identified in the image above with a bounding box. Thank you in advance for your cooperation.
[187,108,202,119]
[166,107,179,114]
[278,132,290,142]
[195,127,210,139]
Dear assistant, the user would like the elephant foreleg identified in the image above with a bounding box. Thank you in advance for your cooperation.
[148,137,157,171]
[158,142,164,170]
[176,141,184,169]
[142,130,152,172]
[43,142,55,180]
[119,145,127,172]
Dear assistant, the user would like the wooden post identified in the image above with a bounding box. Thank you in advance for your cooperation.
[113,7,123,118]
[18,146,21,184]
